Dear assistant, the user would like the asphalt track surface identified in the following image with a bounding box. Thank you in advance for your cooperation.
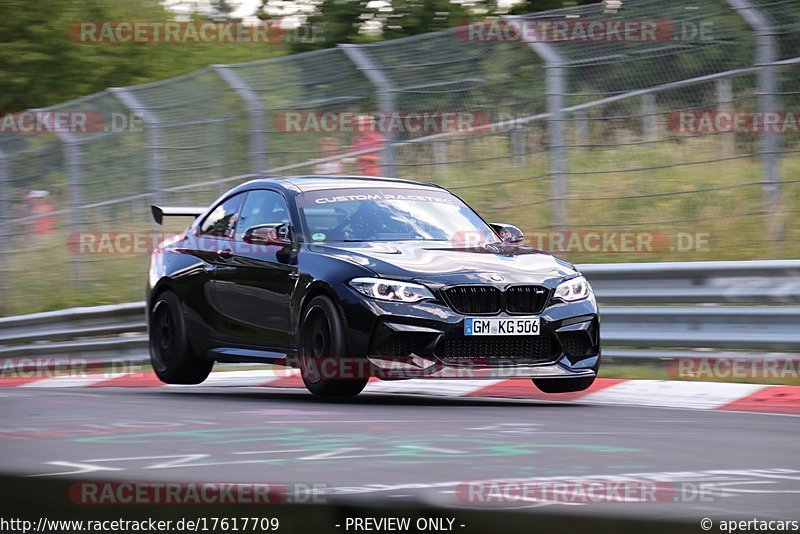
[1,386,798,521]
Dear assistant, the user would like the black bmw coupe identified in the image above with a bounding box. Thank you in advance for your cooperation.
[147,176,600,397]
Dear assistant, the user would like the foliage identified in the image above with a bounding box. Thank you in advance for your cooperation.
[0,0,288,111]
[507,0,597,16]
[288,0,371,52]
[379,0,472,41]
[286,0,602,53]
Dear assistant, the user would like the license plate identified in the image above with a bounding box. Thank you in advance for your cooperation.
[464,317,540,336]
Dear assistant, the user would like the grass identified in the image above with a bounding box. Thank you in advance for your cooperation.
[6,133,800,315]
[395,133,800,264]
[600,363,800,386]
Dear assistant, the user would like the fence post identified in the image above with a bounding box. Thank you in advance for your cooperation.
[339,44,397,178]
[716,78,735,157]
[516,28,568,230]
[434,140,449,183]
[0,149,10,313]
[727,0,781,248]
[511,125,526,164]
[110,88,164,207]
[58,135,85,291]
[214,65,267,175]
[642,94,657,141]
[574,110,588,150]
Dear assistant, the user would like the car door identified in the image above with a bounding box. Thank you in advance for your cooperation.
[180,192,246,341]
[211,189,299,350]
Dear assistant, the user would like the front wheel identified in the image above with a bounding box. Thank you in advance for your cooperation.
[299,295,368,397]
[533,376,595,393]
[149,290,213,384]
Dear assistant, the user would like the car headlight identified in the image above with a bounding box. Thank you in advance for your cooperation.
[554,275,592,302]
[349,277,434,303]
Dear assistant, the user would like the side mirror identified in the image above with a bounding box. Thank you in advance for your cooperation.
[242,223,293,246]
[490,223,524,244]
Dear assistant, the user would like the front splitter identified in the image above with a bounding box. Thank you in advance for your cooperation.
[367,354,597,380]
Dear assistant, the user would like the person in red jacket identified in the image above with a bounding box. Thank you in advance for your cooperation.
[350,115,385,176]
[26,190,55,237]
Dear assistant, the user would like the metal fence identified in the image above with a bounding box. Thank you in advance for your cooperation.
[1,0,799,316]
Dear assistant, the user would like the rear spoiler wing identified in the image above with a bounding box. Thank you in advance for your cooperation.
[151,205,205,225]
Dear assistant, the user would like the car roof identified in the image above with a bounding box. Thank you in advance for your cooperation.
[240,175,443,193]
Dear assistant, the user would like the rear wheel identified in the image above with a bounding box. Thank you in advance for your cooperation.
[149,290,213,384]
[299,295,368,397]
[533,376,595,393]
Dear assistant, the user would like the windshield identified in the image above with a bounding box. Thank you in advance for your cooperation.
[296,187,499,243]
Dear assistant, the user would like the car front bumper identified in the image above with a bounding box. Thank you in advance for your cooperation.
[337,289,601,381]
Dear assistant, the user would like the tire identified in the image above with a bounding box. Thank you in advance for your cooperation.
[533,376,595,393]
[149,290,213,384]
[299,295,368,397]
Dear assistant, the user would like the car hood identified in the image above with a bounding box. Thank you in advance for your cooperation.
[308,241,577,286]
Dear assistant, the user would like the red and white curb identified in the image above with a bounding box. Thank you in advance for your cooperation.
[2,370,799,415]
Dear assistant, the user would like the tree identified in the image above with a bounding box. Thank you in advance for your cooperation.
[288,0,471,52]
[381,0,471,41]
[507,0,599,16]
[210,0,236,18]
[0,0,287,111]
[0,0,168,111]
[289,0,370,52]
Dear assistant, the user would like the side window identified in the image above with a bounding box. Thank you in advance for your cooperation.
[199,194,244,238]
[236,190,290,234]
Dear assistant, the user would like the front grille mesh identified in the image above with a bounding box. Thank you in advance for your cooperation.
[440,336,557,365]
[559,331,594,358]
[505,286,549,314]
[369,337,416,358]
[442,286,501,314]
[442,285,550,315]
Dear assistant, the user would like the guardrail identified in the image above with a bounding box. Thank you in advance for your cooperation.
[1,260,798,366]
[581,260,800,304]
[0,302,147,361]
